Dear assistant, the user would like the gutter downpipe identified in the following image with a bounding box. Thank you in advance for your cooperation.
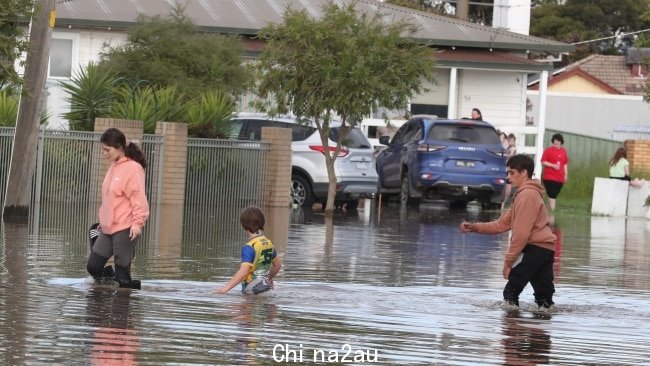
[534,70,548,179]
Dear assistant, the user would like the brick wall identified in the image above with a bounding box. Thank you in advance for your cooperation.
[261,127,292,207]
[155,122,188,206]
[624,140,650,173]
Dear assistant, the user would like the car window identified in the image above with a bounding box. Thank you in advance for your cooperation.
[237,120,293,141]
[291,124,316,141]
[329,127,372,148]
[390,124,410,145]
[403,121,422,142]
[428,124,500,144]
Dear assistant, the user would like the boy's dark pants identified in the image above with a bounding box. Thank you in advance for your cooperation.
[87,229,137,288]
[503,244,555,306]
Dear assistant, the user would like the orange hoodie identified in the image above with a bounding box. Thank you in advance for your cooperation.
[472,179,556,269]
[99,157,149,235]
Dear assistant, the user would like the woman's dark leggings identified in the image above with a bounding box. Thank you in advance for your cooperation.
[86,228,137,288]
[503,244,555,307]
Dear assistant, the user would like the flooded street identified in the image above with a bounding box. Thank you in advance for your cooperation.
[1,201,650,364]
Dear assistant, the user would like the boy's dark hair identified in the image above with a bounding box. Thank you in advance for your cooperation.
[240,206,265,233]
[507,154,534,178]
[551,133,564,145]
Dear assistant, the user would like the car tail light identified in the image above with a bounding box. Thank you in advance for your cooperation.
[309,145,349,157]
[495,178,506,185]
[488,148,506,157]
[417,144,446,152]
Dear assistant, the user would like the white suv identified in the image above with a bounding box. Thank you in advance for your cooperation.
[232,113,378,209]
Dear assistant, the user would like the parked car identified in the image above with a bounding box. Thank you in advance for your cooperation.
[375,115,507,209]
[231,113,378,209]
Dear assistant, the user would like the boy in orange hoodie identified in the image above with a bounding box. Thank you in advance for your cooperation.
[460,154,557,310]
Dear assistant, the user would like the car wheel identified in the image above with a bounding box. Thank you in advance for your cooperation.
[400,175,419,206]
[291,175,314,208]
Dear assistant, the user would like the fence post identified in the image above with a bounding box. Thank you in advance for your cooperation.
[261,127,292,207]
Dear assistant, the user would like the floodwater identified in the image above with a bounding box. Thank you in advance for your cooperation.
[1,201,650,365]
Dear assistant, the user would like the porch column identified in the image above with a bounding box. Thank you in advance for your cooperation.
[534,70,548,179]
[447,67,458,119]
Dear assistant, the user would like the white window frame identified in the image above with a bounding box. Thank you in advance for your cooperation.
[48,31,79,79]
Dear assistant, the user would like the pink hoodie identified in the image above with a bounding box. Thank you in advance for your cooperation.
[99,157,149,235]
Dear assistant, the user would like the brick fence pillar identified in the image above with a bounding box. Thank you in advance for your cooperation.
[261,127,292,207]
[155,122,188,206]
[155,122,188,250]
[624,140,650,173]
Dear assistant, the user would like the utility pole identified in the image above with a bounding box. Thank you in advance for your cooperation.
[2,0,56,223]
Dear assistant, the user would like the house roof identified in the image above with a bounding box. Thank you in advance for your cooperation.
[528,67,622,94]
[563,54,647,95]
[434,49,550,71]
[55,0,572,53]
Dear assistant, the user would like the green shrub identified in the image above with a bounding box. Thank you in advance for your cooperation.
[60,63,117,131]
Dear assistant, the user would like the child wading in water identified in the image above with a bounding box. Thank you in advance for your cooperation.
[460,154,557,310]
[214,206,282,295]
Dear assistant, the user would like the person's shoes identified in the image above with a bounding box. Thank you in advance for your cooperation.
[102,265,115,278]
[502,298,519,310]
[536,300,556,312]
[119,280,141,290]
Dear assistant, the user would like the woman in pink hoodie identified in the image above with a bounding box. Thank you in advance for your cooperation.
[87,128,149,289]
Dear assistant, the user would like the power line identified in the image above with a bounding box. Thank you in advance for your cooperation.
[571,28,650,45]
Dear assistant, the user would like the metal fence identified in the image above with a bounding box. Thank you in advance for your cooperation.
[546,129,621,168]
[2,128,271,247]
[183,138,270,247]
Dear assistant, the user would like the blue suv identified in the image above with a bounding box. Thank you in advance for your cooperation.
[375,115,507,209]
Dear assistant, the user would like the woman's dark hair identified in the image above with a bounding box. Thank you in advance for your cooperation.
[240,206,265,233]
[609,147,627,167]
[471,108,483,121]
[100,128,147,169]
[551,133,564,145]
[507,154,534,178]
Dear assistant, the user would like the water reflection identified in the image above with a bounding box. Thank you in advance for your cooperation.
[501,313,551,365]
[1,201,649,364]
[86,287,139,365]
[1,223,29,365]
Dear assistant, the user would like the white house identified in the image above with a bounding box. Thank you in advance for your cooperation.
[45,0,571,168]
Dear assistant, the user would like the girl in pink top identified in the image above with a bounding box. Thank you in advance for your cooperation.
[86,128,149,289]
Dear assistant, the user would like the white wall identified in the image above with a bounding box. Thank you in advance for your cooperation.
[46,29,128,129]
[457,69,527,129]
[527,91,650,140]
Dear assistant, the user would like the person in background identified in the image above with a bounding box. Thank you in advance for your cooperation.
[609,147,645,188]
[541,133,569,211]
[87,128,149,290]
[506,133,517,158]
[502,133,518,209]
[498,131,508,150]
[460,154,557,311]
[471,108,483,121]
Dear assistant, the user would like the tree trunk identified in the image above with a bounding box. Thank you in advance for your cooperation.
[2,0,56,223]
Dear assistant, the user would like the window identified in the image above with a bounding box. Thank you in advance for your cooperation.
[428,124,500,145]
[48,33,78,78]
[329,127,371,148]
